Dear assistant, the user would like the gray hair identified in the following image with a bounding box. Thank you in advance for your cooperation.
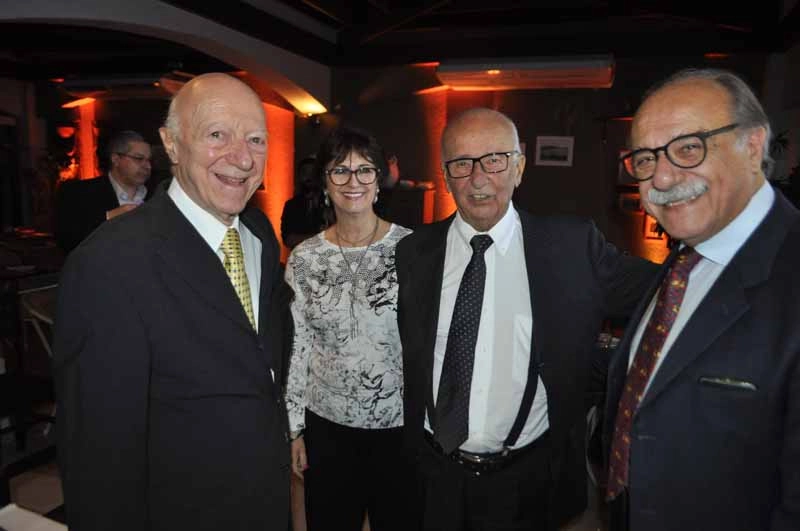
[643,68,774,178]
[163,96,180,137]
[108,130,147,163]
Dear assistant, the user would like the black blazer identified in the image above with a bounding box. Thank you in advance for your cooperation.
[604,190,800,531]
[396,208,657,527]
[55,175,152,255]
[53,184,291,531]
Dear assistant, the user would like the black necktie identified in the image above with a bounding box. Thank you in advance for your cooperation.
[435,234,494,454]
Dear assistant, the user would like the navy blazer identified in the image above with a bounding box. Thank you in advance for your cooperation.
[604,190,800,531]
[396,208,657,527]
[54,183,291,531]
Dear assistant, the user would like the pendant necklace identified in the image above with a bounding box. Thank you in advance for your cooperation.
[336,216,380,339]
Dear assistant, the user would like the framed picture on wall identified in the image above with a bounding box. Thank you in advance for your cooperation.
[534,136,574,167]
[643,214,665,240]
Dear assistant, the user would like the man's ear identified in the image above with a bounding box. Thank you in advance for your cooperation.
[746,126,767,174]
[514,154,526,187]
[443,164,452,194]
[159,127,179,164]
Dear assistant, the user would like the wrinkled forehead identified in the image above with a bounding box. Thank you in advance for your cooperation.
[186,96,265,129]
[632,80,732,147]
[443,115,518,158]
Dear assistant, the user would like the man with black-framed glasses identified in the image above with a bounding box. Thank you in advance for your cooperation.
[396,107,656,530]
[604,68,800,531]
[55,129,152,254]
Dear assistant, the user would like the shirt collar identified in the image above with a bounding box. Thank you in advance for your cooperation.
[108,173,147,204]
[694,180,774,266]
[167,178,240,253]
[452,203,518,255]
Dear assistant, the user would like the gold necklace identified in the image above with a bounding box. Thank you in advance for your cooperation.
[335,217,380,339]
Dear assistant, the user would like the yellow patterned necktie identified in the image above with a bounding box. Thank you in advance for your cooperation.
[220,228,256,329]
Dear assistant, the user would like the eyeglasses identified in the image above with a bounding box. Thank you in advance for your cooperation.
[116,152,152,164]
[326,166,380,186]
[620,123,739,182]
[445,151,519,179]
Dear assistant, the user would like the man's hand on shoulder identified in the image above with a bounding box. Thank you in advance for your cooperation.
[106,203,139,220]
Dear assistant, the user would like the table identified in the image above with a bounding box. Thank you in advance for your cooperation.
[0,503,66,530]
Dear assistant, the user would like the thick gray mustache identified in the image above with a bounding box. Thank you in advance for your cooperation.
[647,181,708,206]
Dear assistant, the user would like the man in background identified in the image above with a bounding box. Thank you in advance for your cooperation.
[54,73,290,530]
[605,68,800,530]
[55,129,152,254]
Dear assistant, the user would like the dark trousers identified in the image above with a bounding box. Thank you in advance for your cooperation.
[304,409,411,531]
[412,432,555,531]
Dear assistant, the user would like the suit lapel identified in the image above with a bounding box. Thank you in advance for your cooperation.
[637,191,797,411]
[415,218,451,420]
[607,248,676,408]
[241,206,276,341]
[151,192,256,335]
[102,175,120,210]
[519,211,560,370]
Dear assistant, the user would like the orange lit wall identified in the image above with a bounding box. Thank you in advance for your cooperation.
[77,101,99,179]
[419,89,453,221]
[251,102,294,262]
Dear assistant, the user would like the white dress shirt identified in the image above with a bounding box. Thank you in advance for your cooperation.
[109,173,147,205]
[429,205,549,453]
[168,178,262,330]
[630,181,775,393]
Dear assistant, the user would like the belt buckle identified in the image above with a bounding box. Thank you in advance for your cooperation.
[455,449,509,476]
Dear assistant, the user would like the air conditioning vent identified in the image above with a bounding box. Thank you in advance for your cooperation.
[436,55,615,91]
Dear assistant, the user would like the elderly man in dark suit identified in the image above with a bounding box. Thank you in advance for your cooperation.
[53,73,290,531]
[395,107,656,531]
[604,68,800,531]
[55,129,152,254]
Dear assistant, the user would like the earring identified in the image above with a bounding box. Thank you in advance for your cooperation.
[324,190,330,207]
[373,188,379,204]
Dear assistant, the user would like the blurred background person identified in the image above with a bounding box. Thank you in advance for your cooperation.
[55,129,152,255]
[285,125,412,531]
[281,155,326,251]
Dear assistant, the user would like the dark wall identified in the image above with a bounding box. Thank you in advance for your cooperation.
[298,53,770,255]
[94,97,172,187]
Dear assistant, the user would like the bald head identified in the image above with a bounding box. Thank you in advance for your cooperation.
[440,107,525,232]
[441,108,520,161]
[159,73,268,225]
[164,73,265,138]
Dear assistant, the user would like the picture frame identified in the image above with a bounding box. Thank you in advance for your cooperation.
[643,213,665,240]
[534,136,574,167]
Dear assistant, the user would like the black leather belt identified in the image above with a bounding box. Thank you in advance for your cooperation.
[424,430,550,475]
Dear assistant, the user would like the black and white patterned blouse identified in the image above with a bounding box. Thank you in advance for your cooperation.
[285,223,412,432]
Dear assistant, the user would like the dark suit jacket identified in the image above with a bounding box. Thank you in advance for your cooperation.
[396,208,657,527]
[53,183,291,531]
[55,175,151,255]
[604,190,800,531]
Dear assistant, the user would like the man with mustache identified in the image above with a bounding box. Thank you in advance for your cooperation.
[604,68,800,531]
[54,73,291,530]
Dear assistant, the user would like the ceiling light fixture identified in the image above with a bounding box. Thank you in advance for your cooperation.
[436,55,615,91]
[61,97,96,109]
